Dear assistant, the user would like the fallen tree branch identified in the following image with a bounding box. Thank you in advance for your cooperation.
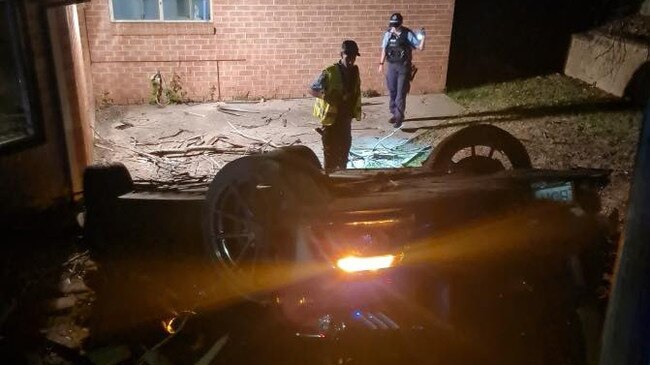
[94,143,114,152]
[184,110,206,118]
[217,107,242,117]
[218,105,260,114]
[159,129,190,140]
[150,145,258,157]
[112,142,175,167]
[227,121,279,148]
[239,119,272,129]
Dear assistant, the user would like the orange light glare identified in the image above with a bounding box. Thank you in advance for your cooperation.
[336,255,396,273]
[344,219,399,227]
[162,317,177,334]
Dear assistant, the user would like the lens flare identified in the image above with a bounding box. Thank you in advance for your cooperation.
[162,317,177,334]
[336,254,396,272]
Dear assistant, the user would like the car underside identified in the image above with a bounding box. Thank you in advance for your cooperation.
[85,124,613,364]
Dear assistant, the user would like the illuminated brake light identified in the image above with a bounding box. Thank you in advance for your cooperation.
[336,255,396,273]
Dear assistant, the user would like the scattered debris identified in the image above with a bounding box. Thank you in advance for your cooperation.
[223,99,264,104]
[94,143,115,152]
[352,126,380,131]
[95,95,459,185]
[218,105,261,114]
[115,121,134,130]
[227,121,279,148]
[150,146,256,157]
[361,101,384,106]
[206,134,221,145]
[183,111,206,118]
[159,129,190,140]
[216,106,242,117]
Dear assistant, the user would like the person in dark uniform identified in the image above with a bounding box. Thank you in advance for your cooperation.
[378,13,425,128]
[309,40,362,171]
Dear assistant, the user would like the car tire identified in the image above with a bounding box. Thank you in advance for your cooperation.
[424,124,532,174]
[202,154,329,303]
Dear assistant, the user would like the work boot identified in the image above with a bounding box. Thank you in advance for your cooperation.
[393,119,403,128]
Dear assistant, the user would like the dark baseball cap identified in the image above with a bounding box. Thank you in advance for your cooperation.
[341,40,360,56]
[389,13,403,27]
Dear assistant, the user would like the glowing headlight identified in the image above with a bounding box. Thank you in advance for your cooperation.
[336,255,396,273]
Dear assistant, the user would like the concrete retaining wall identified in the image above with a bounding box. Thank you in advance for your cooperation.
[641,0,650,16]
[564,32,649,97]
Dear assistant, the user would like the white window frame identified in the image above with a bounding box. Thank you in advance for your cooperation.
[109,0,212,23]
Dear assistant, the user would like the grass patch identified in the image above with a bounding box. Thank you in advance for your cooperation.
[446,73,641,141]
[448,73,615,111]
[576,110,641,140]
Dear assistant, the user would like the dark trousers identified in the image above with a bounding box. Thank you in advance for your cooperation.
[322,117,352,171]
[386,62,411,122]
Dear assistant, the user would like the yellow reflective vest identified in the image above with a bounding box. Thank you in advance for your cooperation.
[312,64,362,126]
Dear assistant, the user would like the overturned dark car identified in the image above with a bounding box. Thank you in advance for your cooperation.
[85,124,613,365]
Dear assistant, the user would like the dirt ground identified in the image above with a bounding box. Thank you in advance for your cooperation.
[94,94,464,188]
[95,74,641,221]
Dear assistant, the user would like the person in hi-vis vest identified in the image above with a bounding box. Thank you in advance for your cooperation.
[309,40,362,171]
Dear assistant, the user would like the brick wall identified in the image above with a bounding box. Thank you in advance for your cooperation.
[82,0,455,104]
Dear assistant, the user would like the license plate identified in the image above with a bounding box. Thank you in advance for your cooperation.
[532,182,573,203]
